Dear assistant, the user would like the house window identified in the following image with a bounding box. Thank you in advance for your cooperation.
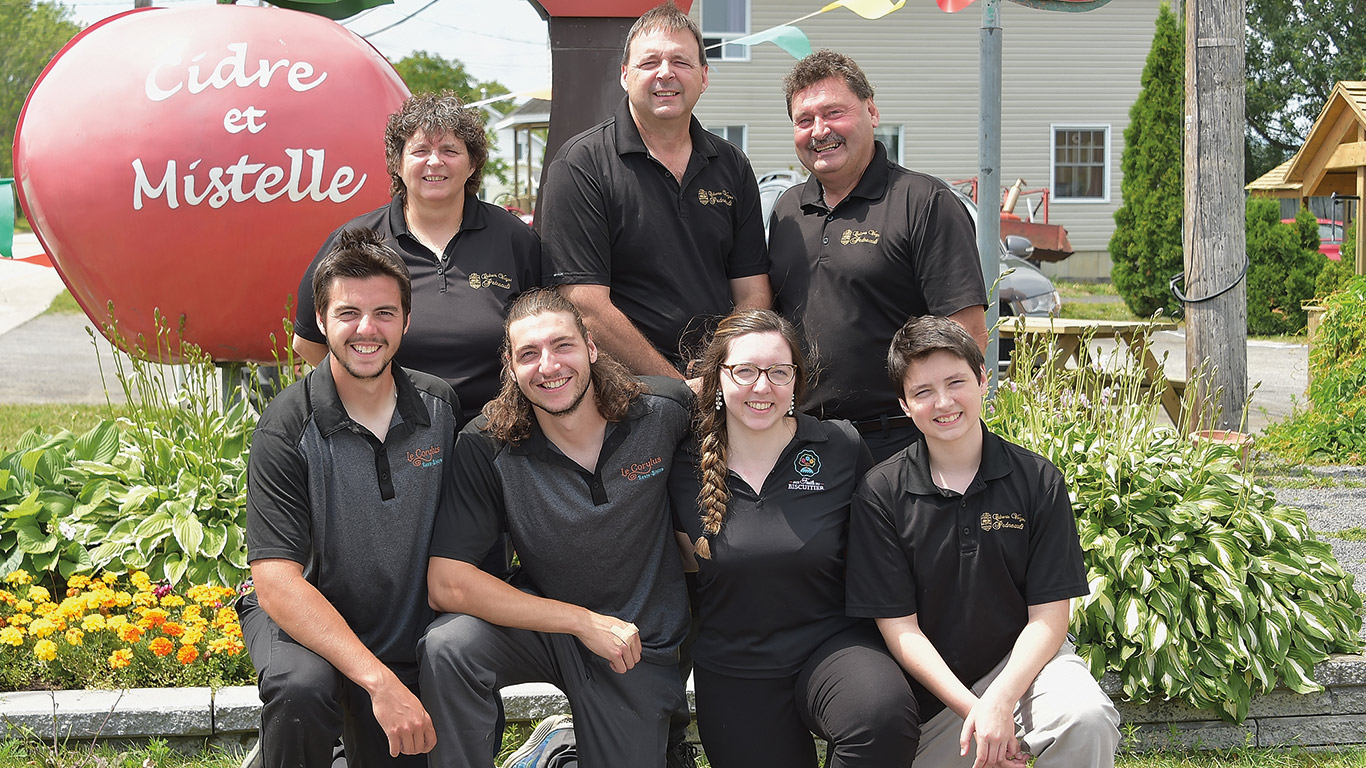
[706,125,747,153]
[874,125,903,165]
[701,0,750,62]
[1051,125,1109,201]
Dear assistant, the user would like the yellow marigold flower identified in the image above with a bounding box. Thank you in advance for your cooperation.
[4,570,32,586]
[68,575,91,590]
[149,637,174,657]
[182,604,202,620]
[27,586,51,604]
[222,620,243,640]
[107,615,128,630]
[65,628,84,646]
[82,614,107,632]
[215,607,239,626]
[132,591,157,608]
[176,644,199,665]
[181,626,204,645]
[9,613,32,627]
[0,627,23,646]
[116,624,143,643]
[114,591,132,607]
[159,594,185,608]
[100,572,117,585]
[33,639,57,662]
[131,571,152,589]
[16,599,32,613]
[34,602,58,617]
[28,617,58,639]
[161,620,184,637]
[59,597,86,619]
[0,589,15,605]
[109,649,133,669]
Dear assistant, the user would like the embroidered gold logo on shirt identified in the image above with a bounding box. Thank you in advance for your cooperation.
[469,273,512,290]
[697,189,735,207]
[979,512,1026,531]
[840,228,881,245]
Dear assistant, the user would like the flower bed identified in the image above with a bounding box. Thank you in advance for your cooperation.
[0,569,252,692]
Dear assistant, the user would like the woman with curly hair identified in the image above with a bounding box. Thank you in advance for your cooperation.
[669,309,919,767]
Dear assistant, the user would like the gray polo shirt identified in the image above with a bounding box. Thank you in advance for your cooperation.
[431,377,692,664]
[246,361,460,664]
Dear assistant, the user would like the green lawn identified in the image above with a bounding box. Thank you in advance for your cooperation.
[43,288,83,315]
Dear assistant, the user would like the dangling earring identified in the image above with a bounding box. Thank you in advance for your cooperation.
[787,400,795,417]
[715,389,724,411]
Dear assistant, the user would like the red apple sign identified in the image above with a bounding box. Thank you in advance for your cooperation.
[14,5,409,362]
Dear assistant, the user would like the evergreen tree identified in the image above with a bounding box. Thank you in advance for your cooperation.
[1109,2,1184,319]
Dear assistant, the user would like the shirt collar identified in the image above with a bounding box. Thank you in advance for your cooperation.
[308,360,430,439]
[508,389,650,459]
[898,421,1012,497]
[792,411,833,444]
[799,140,891,213]
[611,97,719,161]
[386,192,488,237]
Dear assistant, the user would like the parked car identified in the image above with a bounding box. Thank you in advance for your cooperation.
[1282,217,1344,260]
[757,170,1061,365]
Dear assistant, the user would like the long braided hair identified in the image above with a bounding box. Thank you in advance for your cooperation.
[692,309,811,559]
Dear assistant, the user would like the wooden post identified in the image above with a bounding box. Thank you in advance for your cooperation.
[1183,0,1246,430]
[1358,125,1365,275]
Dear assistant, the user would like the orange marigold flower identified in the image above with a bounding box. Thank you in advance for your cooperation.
[82,614,107,632]
[161,621,184,638]
[65,628,84,646]
[0,627,23,646]
[116,624,143,643]
[109,649,133,669]
[33,639,57,662]
[149,637,174,657]
[0,589,16,604]
[176,644,199,665]
[28,617,58,639]
[142,608,169,628]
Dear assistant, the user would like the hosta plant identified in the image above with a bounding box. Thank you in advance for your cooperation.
[989,324,1362,722]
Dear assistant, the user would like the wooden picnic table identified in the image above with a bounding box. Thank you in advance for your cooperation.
[998,316,1184,424]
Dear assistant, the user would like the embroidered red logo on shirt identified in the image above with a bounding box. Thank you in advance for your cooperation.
[621,456,664,481]
[406,445,442,468]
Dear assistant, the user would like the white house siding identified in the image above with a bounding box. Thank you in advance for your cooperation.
[691,0,1163,279]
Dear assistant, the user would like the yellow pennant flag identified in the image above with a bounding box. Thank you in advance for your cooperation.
[820,0,907,20]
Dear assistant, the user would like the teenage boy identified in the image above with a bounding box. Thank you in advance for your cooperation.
[846,315,1120,768]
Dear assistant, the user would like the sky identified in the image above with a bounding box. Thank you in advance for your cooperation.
[61,0,554,96]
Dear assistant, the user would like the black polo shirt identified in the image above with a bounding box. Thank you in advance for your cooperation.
[295,195,541,425]
[768,142,986,422]
[430,377,692,664]
[845,424,1087,718]
[539,97,769,370]
[669,415,873,678]
[246,362,460,665]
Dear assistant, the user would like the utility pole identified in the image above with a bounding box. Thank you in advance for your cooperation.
[1183,0,1246,430]
[979,0,1001,387]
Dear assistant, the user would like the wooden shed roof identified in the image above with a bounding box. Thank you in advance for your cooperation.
[1247,81,1366,198]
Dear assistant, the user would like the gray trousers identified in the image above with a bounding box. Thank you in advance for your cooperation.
[916,640,1121,767]
[419,612,685,768]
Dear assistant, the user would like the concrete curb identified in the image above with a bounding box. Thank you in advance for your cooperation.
[3,656,1366,752]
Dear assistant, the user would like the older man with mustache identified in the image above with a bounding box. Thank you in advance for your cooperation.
[767,50,988,464]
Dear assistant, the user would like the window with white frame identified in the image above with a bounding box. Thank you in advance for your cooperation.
[874,125,903,165]
[706,125,748,152]
[701,0,750,62]
[1051,125,1109,201]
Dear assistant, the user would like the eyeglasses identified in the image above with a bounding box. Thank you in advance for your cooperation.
[721,363,797,387]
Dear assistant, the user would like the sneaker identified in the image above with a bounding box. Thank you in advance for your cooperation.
[501,714,574,768]
[666,740,698,768]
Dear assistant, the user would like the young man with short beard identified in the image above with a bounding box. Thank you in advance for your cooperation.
[242,228,454,767]
[420,288,692,767]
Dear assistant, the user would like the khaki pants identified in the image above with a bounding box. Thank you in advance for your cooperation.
[915,641,1120,767]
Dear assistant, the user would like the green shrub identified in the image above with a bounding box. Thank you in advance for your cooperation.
[1110,2,1185,319]
[1263,274,1366,462]
[1245,198,1319,335]
[1315,221,1355,302]
[993,329,1362,722]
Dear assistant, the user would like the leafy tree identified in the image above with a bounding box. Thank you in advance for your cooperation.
[1246,0,1366,159]
[390,51,515,190]
[0,1,81,179]
[1109,2,1184,319]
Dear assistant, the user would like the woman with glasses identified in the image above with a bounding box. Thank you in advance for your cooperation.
[669,309,919,768]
